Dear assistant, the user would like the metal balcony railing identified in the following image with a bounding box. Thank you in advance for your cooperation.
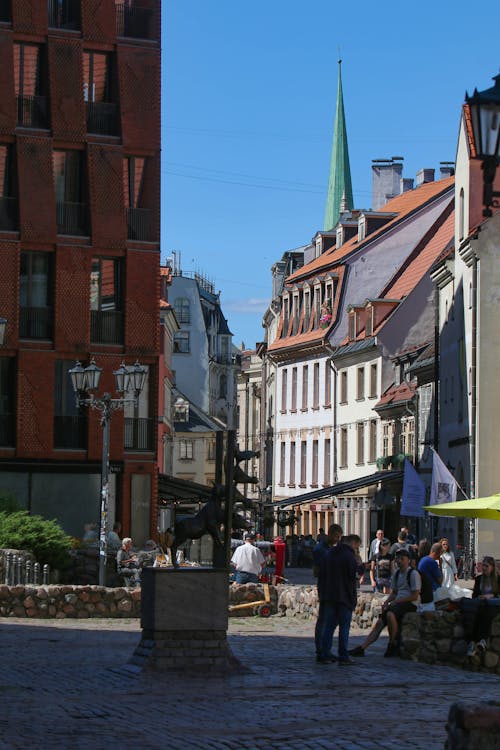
[124,417,153,451]
[0,413,15,447]
[17,95,49,129]
[19,306,53,340]
[126,207,152,241]
[86,102,120,137]
[116,2,153,39]
[0,0,11,23]
[0,197,18,231]
[53,415,88,450]
[56,201,88,236]
[90,309,124,345]
[48,0,80,29]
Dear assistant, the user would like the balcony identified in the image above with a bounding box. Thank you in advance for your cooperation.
[86,102,120,137]
[124,417,153,451]
[0,413,15,447]
[126,207,152,241]
[19,306,53,340]
[53,415,87,450]
[116,2,153,39]
[17,95,49,130]
[0,197,18,231]
[48,0,80,30]
[91,309,124,345]
[56,201,88,236]
[0,0,11,23]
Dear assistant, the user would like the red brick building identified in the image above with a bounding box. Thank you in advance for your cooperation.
[0,0,160,545]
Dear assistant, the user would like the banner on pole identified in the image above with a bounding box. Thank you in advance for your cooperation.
[429,448,458,505]
[401,458,426,517]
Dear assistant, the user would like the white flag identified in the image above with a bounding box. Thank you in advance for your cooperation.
[429,449,458,505]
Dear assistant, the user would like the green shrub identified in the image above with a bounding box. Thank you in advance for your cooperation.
[0,511,72,571]
[0,491,20,514]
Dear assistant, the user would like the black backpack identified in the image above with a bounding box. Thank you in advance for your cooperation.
[398,568,430,603]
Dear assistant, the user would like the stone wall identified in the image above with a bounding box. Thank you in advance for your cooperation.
[401,610,500,676]
[0,584,141,618]
[446,701,500,749]
[276,585,384,629]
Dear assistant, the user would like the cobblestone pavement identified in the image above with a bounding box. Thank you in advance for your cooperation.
[1,615,498,750]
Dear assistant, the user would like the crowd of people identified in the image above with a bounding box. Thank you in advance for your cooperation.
[312,524,499,664]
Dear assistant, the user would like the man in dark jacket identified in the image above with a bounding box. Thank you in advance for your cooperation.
[317,524,358,665]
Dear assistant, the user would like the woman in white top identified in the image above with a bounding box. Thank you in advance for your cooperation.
[439,538,458,588]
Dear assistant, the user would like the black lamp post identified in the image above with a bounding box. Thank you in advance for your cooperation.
[466,74,500,217]
[0,318,7,346]
[69,359,147,586]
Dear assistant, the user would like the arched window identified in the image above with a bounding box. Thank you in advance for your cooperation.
[219,374,227,398]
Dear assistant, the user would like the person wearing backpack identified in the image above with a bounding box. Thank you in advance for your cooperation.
[349,548,421,658]
[417,542,443,611]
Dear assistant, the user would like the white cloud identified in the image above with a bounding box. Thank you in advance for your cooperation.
[224,297,269,314]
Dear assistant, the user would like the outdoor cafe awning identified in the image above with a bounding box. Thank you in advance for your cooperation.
[268,470,403,510]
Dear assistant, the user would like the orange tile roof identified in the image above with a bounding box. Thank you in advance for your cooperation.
[375,380,416,409]
[380,206,454,301]
[287,177,454,283]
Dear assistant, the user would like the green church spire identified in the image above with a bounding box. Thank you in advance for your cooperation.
[324,59,354,231]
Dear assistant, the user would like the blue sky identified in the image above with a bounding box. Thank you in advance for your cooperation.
[163,1,498,349]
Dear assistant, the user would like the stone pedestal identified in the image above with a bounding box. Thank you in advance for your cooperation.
[129,567,243,674]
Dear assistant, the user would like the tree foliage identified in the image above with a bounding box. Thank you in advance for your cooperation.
[0,491,20,514]
[0,511,72,570]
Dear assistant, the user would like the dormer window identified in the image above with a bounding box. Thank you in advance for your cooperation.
[365,306,373,336]
[173,397,189,422]
[315,236,322,256]
[348,312,356,341]
[358,216,366,241]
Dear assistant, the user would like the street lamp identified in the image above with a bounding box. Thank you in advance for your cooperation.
[0,317,7,346]
[466,74,500,217]
[69,358,148,586]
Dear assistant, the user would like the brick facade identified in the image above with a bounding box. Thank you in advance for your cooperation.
[0,1,161,549]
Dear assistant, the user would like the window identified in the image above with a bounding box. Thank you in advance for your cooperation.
[83,51,118,135]
[14,43,49,129]
[179,439,194,460]
[280,368,287,411]
[20,252,53,339]
[115,0,153,39]
[324,438,331,485]
[124,364,151,450]
[291,367,297,411]
[173,297,190,323]
[289,442,296,485]
[357,367,365,400]
[301,365,308,410]
[365,307,373,336]
[312,440,318,486]
[348,313,355,341]
[173,331,190,353]
[48,0,80,29]
[369,363,377,398]
[357,422,365,464]
[369,420,377,463]
[324,361,331,406]
[207,439,216,461]
[0,144,18,231]
[219,374,227,399]
[279,442,286,485]
[53,150,87,236]
[340,427,348,468]
[300,441,307,486]
[54,361,87,449]
[382,423,390,457]
[281,298,289,337]
[90,258,123,344]
[0,357,15,447]
[313,363,319,408]
[123,156,151,240]
[0,0,11,22]
[340,370,348,403]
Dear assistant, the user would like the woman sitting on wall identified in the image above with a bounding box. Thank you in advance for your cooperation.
[462,556,499,657]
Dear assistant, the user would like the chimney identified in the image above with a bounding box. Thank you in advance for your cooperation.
[400,177,414,194]
[440,162,455,179]
[371,158,404,210]
[416,168,435,186]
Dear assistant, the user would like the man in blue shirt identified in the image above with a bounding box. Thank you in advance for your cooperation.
[418,542,443,594]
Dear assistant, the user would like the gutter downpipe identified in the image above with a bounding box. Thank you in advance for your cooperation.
[468,254,478,576]
[325,342,338,484]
